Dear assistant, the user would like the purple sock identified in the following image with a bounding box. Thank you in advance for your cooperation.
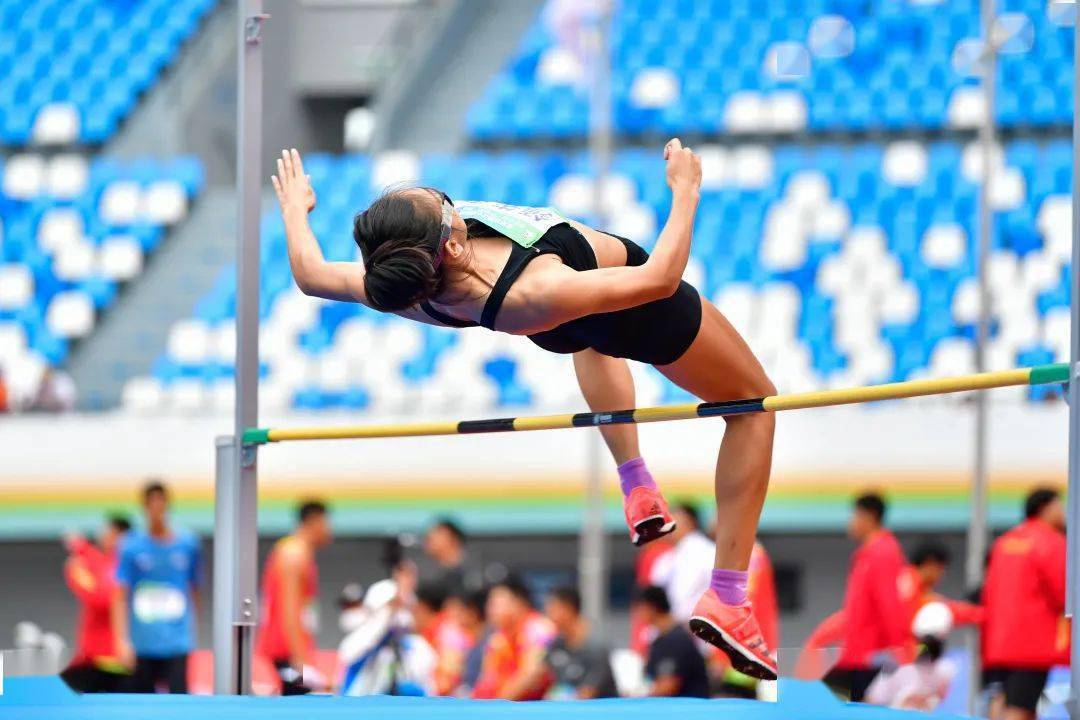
[617,457,657,496]
[710,568,749,605]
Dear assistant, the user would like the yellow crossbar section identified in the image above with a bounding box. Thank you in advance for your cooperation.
[245,363,1067,445]
[762,367,1032,411]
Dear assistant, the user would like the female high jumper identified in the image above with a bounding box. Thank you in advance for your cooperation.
[271,140,778,679]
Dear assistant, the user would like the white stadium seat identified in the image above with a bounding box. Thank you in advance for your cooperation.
[0,322,29,365]
[121,377,166,413]
[31,103,80,146]
[38,207,85,254]
[46,155,89,199]
[812,200,852,239]
[3,154,46,200]
[549,173,594,217]
[1037,195,1072,263]
[371,150,420,190]
[629,68,680,108]
[921,224,968,269]
[316,353,353,392]
[52,240,96,281]
[1021,251,1061,293]
[3,351,46,409]
[882,141,928,187]
[715,283,755,335]
[786,171,832,211]
[99,181,142,225]
[45,290,95,338]
[607,202,656,244]
[880,281,920,324]
[141,180,188,224]
[961,141,1005,183]
[724,91,767,133]
[212,323,237,363]
[946,86,986,129]
[97,235,144,280]
[169,378,208,413]
[731,146,774,189]
[951,277,981,324]
[343,107,376,152]
[167,319,213,364]
[767,91,808,132]
[988,166,1025,211]
[698,145,730,190]
[0,264,34,309]
[537,46,586,87]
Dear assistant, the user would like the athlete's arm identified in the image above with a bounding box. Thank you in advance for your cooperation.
[111,587,134,668]
[533,140,700,326]
[273,148,368,304]
[277,545,310,671]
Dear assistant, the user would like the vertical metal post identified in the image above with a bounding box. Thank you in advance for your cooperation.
[967,1,997,714]
[1066,8,1080,717]
[580,0,613,630]
[212,437,238,694]
[580,434,608,629]
[212,0,265,695]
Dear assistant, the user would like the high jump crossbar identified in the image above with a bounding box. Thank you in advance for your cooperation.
[242,363,1069,445]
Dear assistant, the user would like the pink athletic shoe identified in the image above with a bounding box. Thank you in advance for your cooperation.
[689,589,778,680]
[623,485,676,547]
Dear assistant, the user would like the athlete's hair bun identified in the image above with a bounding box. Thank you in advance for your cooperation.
[353,190,444,312]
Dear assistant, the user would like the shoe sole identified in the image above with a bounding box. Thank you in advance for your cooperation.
[688,615,778,681]
[630,515,676,547]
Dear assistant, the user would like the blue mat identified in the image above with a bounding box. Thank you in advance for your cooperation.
[0,676,969,719]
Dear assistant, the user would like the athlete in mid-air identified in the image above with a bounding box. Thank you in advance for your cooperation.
[272,139,778,679]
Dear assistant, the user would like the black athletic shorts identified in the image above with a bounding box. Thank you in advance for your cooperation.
[982,668,1049,712]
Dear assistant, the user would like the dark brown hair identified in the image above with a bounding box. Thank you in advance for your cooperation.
[353,189,444,311]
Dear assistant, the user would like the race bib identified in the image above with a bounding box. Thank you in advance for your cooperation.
[457,201,567,248]
[132,582,187,623]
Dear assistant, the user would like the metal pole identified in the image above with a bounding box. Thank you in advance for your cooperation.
[213,0,265,695]
[578,0,613,629]
[580,433,608,628]
[967,0,997,714]
[1065,9,1080,718]
[212,436,238,694]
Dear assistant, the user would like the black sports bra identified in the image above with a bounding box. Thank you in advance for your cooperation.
[419,222,595,330]
[419,222,703,365]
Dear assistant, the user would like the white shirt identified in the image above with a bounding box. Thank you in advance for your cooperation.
[865,659,957,711]
[649,530,715,622]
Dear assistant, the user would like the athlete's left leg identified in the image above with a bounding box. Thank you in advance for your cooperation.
[573,348,676,546]
[656,294,778,678]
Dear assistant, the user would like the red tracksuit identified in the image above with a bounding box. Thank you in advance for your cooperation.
[835,530,908,669]
[64,538,119,668]
[982,519,1070,670]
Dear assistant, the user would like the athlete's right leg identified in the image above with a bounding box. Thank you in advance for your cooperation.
[572,349,675,545]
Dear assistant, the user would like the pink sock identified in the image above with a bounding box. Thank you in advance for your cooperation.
[710,568,749,605]
[617,457,657,497]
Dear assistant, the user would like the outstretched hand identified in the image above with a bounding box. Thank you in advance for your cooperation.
[271,148,316,215]
[663,138,701,195]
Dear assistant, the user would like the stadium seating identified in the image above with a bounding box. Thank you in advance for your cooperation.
[0,0,214,145]
[126,138,1070,413]
[467,0,1075,141]
[0,154,204,406]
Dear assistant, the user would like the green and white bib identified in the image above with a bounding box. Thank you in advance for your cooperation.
[456,201,568,248]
